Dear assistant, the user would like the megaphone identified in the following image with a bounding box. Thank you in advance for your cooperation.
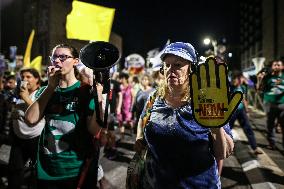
[79,41,120,71]
[80,41,120,91]
[79,41,120,129]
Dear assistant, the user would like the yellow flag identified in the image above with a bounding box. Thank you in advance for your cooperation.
[29,56,42,73]
[23,30,35,67]
[66,1,115,42]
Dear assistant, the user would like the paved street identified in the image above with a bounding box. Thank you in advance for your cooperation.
[232,107,284,189]
[1,106,284,188]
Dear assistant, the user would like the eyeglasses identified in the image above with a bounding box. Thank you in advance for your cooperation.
[49,54,74,63]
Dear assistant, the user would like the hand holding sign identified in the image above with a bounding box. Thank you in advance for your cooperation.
[190,57,242,128]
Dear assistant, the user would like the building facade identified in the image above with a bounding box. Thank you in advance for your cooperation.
[240,0,284,73]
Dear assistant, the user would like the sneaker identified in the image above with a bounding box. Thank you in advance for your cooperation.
[253,148,263,155]
[267,144,276,150]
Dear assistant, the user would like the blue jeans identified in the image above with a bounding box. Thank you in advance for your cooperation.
[229,108,257,150]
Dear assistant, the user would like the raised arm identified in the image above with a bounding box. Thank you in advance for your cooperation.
[210,128,234,160]
[19,86,34,106]
[25,66,60,125]
[25,86,54,125]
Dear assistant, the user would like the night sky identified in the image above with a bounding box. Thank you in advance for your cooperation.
[86,0,240,58]
[0,0,240,60]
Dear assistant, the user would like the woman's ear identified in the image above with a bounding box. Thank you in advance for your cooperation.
[73,58,80,67]
[188,64,192,73]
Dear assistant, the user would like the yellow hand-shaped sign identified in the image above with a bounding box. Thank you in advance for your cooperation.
[190,57,242,128]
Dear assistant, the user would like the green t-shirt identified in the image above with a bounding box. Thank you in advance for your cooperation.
[263,74,284,104]
[35,86,47,98]
[37,81,94,180]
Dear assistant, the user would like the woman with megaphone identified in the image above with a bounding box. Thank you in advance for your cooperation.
[25,43,104,189]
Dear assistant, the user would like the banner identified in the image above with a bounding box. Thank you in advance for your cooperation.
[0,55,6,75]
[66,1,115,42]
[9,46,17,61]
[23,30,35,67]
[125,54,145,75]
[149,40,171,71]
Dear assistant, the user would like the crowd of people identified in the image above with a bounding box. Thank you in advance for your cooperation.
[0,41,283,189]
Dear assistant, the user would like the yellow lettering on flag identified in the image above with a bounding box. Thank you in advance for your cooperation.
[66,1,115,42]
[23,30,35,67]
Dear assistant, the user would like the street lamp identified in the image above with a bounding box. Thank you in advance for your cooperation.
[203,38,211,45]
[203,37,217,56]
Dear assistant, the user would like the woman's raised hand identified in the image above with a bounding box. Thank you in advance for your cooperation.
[190,57,242,128]
[47,66,62,90]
